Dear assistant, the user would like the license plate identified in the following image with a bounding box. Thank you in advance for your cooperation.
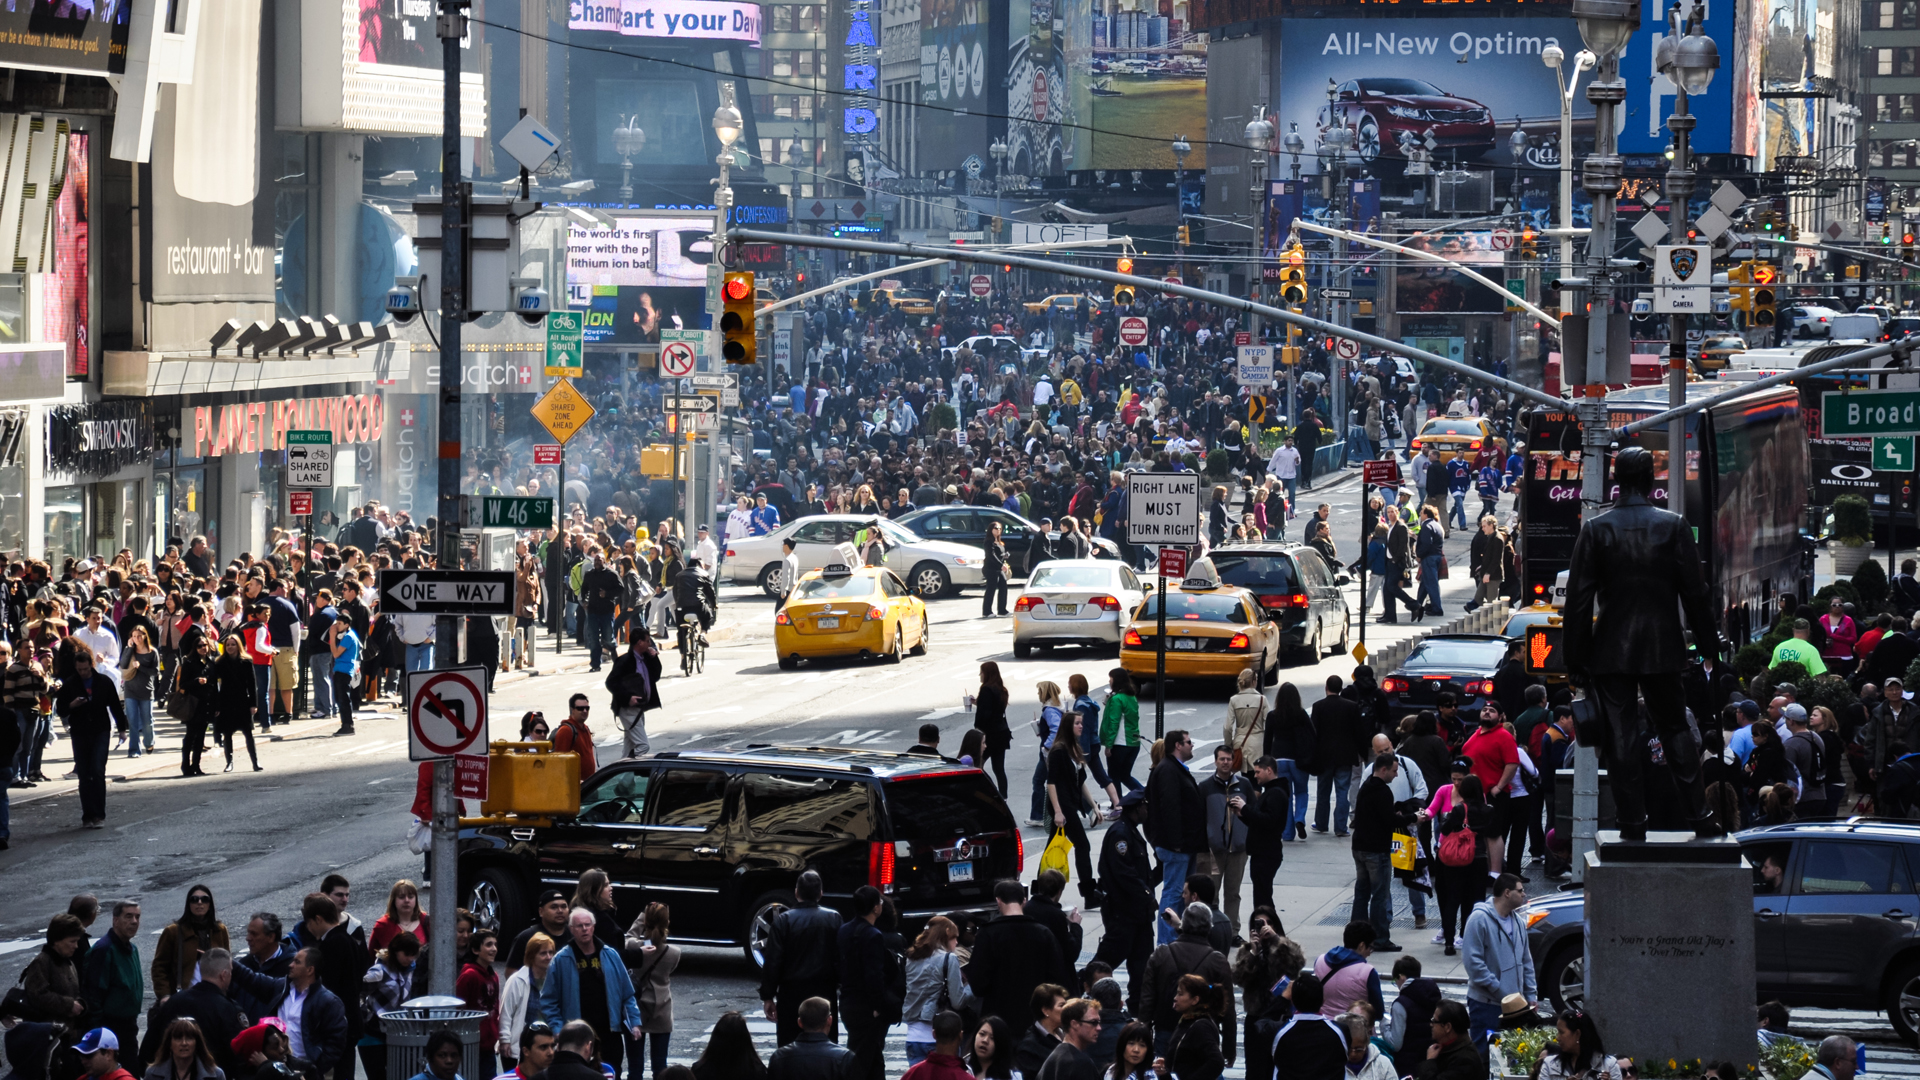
[1174,638,1200,650]
[1053,604,1079,616]
[817,617,840,629]
[947,861,974,882]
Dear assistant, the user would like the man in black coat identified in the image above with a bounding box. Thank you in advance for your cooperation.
[1415,1001,1483,1080]
[226,947,351,1076]
[1024,870,1084,990]
[1271,975,1349,1080]
[1092,792,1155,1013]
[541,1021,613,1080]
[760,871,844,1047]
[1235,757,1291,916]
[282,894,366,1080]
[1381,513,1421,624]
[967,879,1065,1031]
[1310,678,1367,836]
[1026,520,1058,578]
[1145,730,1206,945]
[137,949,248,1074]
[834,887,897,1080]
[1563,446,1720,840]
[766,998,856,1080]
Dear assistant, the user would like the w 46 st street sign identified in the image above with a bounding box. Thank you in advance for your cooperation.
[1823,390,1920,438]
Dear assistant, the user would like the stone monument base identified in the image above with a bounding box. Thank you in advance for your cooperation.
[1585,831,1756,1068]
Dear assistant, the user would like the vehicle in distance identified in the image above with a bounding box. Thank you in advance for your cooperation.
[1012,559,1148,657]
[1024,293,1101,316]
[1208,543,1352,661]
[775,563,930,669]
[1696,335,1747,369]
[1119,561,1281,688]
[723,514,984,599]
[1781,304,1845,340]
[1379,634,1511,714]
[1324,77,1494,164]
[893,506,1122,570]
[1500,605,1559,642]
[1523,819,1920,1045]
[459,747,1020,970]
[940,335,1043,368]
[1409,415,1504,462]
[888,288,938,316]
[1887,316,1920,342]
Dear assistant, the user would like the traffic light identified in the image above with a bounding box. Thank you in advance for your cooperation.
[721,270,756,364]
[1520,226,1538,260]
[1114,285,1135,305]
[1751,262,1778,328]
[1905,232,1916,263]
[1281,345,1301,366]
[1280,245,1308,307]
[1524,625,1567,676]
[1727,261,1753,322]
[1177,224,1191,246]
[1883,224,1895,246]
[1117,256,1134,275]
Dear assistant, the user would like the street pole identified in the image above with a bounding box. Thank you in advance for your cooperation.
[1246,110,1273,418]
[1666,89,1694,518]
[430,0,467,1000]
[1154,563,1167,738]
[1358,481,1369,650]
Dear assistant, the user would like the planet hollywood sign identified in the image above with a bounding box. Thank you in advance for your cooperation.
[185,394,385,459]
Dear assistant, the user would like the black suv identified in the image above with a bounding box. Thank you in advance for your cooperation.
[458,747,1020,969]
[1208,543,1352,661]
[1524,820,1920,1045]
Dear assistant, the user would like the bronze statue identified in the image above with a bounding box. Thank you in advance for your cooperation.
[1563,446,1721,841]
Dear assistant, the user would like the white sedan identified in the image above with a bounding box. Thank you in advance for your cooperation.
[723,514,986,598]
[1012,559,1149,658]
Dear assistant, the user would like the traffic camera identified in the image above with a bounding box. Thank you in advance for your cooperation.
[511,277,551,327]
[721,270,756,364]
[386,275,423,324]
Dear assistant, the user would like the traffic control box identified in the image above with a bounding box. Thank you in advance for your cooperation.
[479,741,581,819]
[640,444,675,478]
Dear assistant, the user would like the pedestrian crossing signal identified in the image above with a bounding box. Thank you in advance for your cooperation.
[1525,624,1566,676]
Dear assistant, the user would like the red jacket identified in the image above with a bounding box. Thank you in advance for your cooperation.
[550,718,598,779]
[240,619,275,666]
[901,1052,973,1080]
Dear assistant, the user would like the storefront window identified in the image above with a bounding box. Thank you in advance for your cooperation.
[160,469,217,556]
[43,484,84,566]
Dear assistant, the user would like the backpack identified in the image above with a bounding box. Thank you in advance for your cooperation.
[1790,730,1826,785]
[1438,821,1478,867]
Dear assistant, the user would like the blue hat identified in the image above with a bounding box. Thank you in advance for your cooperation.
[1736,699,1762,719]
[76,1028,119,1055]
[1120,789,1148,808]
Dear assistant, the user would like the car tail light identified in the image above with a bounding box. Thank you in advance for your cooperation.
[1469,440,1482,450]
[726,549,736,557]
[1383,677,1407,693]
[1124,628,1144,646]
[1260,593,1309,608]
[1092,595,1123,611]
[1015,596,1041,611]
[1410,438,1422,449]
[775,612,790,625]
[1466,679,1495,695]
[1227,632,1251,651]
[1016,829,1025,869]
[867,606,887,621]
[868,842,895,891]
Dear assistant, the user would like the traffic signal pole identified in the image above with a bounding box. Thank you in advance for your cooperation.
[1666,85,1695,521]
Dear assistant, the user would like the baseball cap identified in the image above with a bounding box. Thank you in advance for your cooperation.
[1781,703,1808,724]
[1736,699,1762,719]
[538,888,568,906]
[76,1028,119,1055]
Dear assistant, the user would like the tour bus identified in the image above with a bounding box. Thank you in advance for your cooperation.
[1517,384,1808,646]
[1720,340,1898,524]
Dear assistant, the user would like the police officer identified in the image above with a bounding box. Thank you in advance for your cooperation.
[1092,790,1155,1014]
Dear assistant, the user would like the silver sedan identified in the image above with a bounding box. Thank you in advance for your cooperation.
[1012,559,1149,658]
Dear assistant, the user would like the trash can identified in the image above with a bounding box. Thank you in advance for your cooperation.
[382,996,489,1080]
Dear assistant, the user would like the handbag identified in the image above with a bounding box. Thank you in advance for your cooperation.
[1437,555,1451,580]
[3,969,42,1022]
[1438,824,1477,867]
[1040,827,1073,881]
[1229,702,1262,773]
[165,666,198,722]
[1389,832,1417,872]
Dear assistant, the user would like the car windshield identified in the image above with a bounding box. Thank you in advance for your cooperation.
[793,575,878,600]
[895,288,934,300]
[884,773,1013,841]
[1358,78,1443,96]
[1136,593,1250,623]
[1501,612,1555,636]
[1211,553,1301,590]
[1030,565,1116,589]
[877,520,921,545]
[1422,419,1483,438]
[1402,639,1509,668]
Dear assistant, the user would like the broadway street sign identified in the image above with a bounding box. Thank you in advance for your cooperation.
[1822,389,1920,438]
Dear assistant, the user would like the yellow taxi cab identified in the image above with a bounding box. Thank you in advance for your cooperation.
[1024,293,1100,316]
[774,553,930,669]
[1409,415,1505,462]
[889,288,938,316]
[1119,558,1280,687]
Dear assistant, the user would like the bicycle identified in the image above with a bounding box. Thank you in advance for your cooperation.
[677,613,707,677]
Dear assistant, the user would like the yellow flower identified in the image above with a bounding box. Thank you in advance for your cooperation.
[1669,1061,1678,1070]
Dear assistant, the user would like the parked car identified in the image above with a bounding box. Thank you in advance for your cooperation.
[1379,634,1511,713]
[459,747,1020,970]
[1012,559,1148,657]
[1323,77,1494,165]
[893,506,1121,569]
[1523,820,1920,1045]
[723,514,984,598]
[1208,543,1352,662]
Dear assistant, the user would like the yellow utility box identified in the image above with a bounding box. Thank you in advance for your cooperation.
[479,741,581,818]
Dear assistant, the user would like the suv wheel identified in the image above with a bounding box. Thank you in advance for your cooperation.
[1886,958,1920,1046]
[468,865,529,934]
[758,564,786,599]
[745,892,792,971]
[1542,941,1586,1013]
[910,562,951,598]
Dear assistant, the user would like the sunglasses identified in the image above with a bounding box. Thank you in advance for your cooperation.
[189,896,211,904]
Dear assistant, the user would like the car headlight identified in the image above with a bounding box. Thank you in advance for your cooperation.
[1386,106,1425,120]
[1523,907,1552,930]
[954,555,979,566]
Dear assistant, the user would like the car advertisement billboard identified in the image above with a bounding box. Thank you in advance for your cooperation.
[918,0,1007,171]
[1275,17,1591,172]
[564,215,713,346]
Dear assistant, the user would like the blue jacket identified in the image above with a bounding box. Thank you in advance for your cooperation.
[226,966,352,1074]
[1445,458,1472,494]
[1461,899,1537,1005]
[540,941,643,1033]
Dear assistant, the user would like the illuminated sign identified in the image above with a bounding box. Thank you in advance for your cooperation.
[843,0,877,146]
[569,0,762,43]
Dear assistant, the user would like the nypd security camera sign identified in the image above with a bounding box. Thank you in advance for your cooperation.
[1654,244,1712,314]
[1127,473,1200,546]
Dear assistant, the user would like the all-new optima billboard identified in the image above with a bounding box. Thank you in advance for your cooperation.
[569,0,762,43]
[1276,17,1592,171]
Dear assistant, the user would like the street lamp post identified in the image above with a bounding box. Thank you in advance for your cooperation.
[1246,109,1274,408]
[1284,124,1305,182]
[613,116,647,202]
[1657,0,1719,520]
[1173,133,1190,282]
[1543,43,1597,292]
[706,87,742,541]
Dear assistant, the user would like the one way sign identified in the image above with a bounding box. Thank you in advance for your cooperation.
[377,569,517,616]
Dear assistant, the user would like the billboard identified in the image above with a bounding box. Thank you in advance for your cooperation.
[1009,0,1204,172]
[1616,0,1747,157]
[919,0,1006,172]
[1394,231,1507,313]
[1275,17,1591,171]
[0,0,128,76]
[569,0,761,43]
[565,215,714,346]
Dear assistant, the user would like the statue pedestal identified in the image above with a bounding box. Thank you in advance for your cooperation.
[1584,831,1757,1067]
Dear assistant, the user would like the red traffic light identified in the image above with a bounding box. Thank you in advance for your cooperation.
[1906,234,1916,245]
[723,276,753,301]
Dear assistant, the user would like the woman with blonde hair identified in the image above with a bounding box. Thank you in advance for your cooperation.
[1028,681,1067,826]
[371,880,431,952]
[498,932,553,1068]
[624,902,680,1080]
[902,916,973,1066]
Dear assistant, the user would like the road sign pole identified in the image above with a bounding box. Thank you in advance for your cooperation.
[1358,481,1368,651]
[1155,567,1167,739]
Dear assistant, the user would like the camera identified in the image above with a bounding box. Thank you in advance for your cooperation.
[512,277,550,326]
[386,275,423,324]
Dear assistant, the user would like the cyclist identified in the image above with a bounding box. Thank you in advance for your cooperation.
[673,557,718,654]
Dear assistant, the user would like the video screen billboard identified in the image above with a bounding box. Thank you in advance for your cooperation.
[1275,17,1591,171]
[1394,230,1506,313]
[1008,0,1204,172]
[565,215,714,346]
[0,0,128,76]
[918,0,1006,172]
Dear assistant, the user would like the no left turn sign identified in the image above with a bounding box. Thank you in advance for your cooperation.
[408,666,491,761]
[1334,338,1361,361]
[661,341,697,377]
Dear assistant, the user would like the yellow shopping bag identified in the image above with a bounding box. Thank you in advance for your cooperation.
[1041,827,1074,881]
[1389,832,1417,872]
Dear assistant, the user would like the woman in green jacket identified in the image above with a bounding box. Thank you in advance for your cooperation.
[1101,668,1143,792]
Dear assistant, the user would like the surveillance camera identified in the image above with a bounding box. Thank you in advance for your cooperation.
[1630,298,1654,316]
[386,275,423,324]
[512,277,551,326]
